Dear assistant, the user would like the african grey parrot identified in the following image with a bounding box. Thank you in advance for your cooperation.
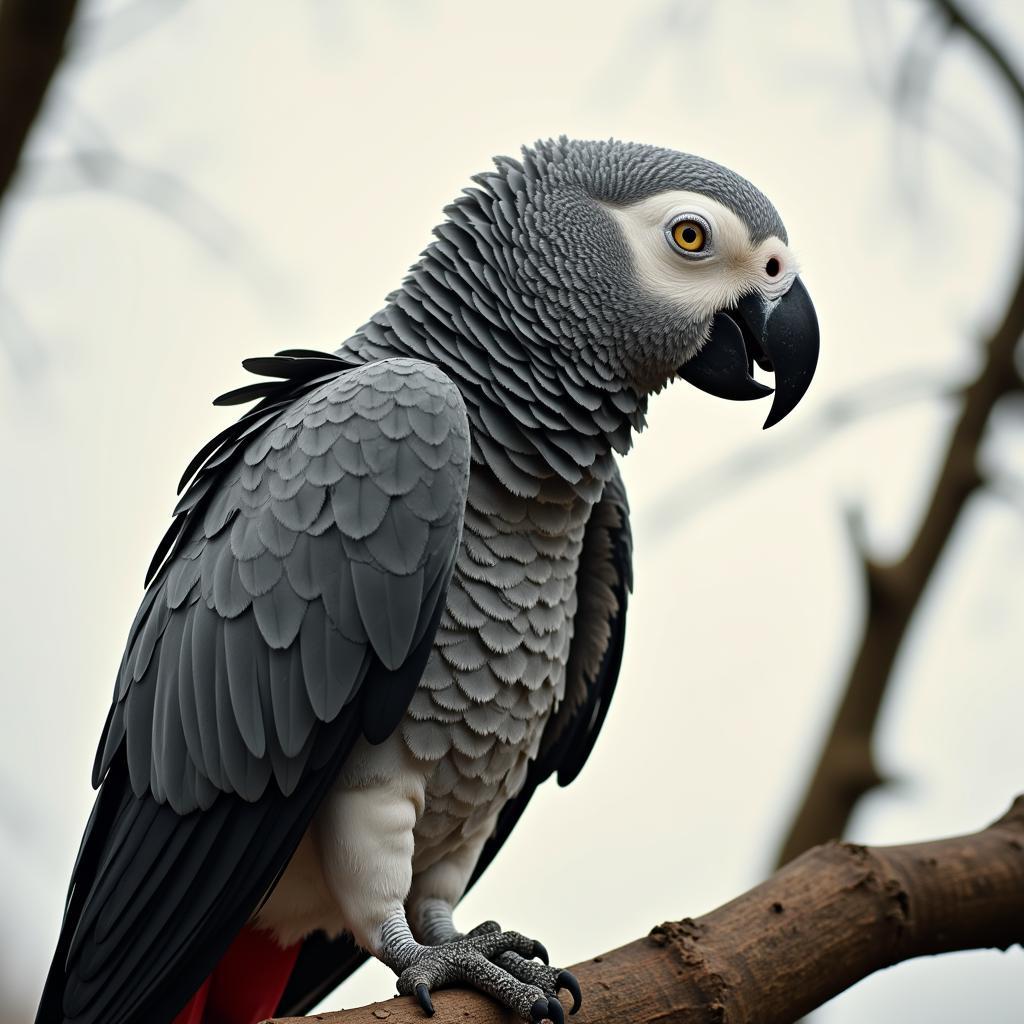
[37,137,818,1024]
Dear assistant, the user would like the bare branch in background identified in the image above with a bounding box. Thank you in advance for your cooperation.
[851,0,1021,201]
[776,0,1024,868]
[273,799,1024,1024]
[589,0,712,109]
[888,5,951,209]
[73,0,186,57]
[19,149,285,296]
[642,370,955,536]
[0,0,78,213]
[0,286,47,379]
[0,0,78,370]
[23,150,241,254]
[0,1,289,370]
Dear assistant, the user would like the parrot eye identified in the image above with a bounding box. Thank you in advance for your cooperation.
[667,215,710,256]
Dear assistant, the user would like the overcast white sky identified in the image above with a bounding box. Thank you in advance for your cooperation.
[1,1,1022,1020]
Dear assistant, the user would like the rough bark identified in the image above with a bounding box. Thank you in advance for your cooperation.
[0,0,78,212]
[269,797,1024,1024]
[775,0,1024,867]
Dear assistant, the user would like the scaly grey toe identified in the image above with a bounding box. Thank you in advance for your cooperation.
[495,952,582,1014]
[396,931,562,1021]
[465,920,502,939]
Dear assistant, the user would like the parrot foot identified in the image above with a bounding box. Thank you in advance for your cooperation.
[494,952,582,1014]
[394,928,578,1022]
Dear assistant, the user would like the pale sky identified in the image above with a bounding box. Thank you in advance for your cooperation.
[1,1,1022,1020]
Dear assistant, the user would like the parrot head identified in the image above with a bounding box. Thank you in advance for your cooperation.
[499,137,819,427]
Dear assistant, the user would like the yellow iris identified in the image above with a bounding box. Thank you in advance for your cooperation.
[672,219,705,253]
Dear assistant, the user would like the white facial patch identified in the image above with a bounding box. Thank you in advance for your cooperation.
[601,190,798,321]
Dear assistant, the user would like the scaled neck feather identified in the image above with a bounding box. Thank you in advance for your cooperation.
[337,160,648,505]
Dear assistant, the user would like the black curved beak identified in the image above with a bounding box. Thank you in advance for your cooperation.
[678,276,820,429]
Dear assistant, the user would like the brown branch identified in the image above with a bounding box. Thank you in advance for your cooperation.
[775,0,1024,868]
[269,797,1024,1024]
[0,0,78,214]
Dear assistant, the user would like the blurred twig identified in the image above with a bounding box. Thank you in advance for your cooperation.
[0,0,291,370]
[0,0,78,219]
[644,370,956,535]
[852,0,1021,201]
[21,148,279,288]
[776,0,1024,867]
[588,0,712,109]
[74,0,185,57]
[23,90,289,300]
[0,285,47,379]
[888,5,952,210]
[0,1,78,370]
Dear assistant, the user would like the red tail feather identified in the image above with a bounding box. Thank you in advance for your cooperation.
[172,926,302,1024]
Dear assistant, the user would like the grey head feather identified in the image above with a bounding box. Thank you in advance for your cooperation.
[339,137,786,496]
[526,137,786,243]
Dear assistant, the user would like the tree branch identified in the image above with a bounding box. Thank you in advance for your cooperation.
[775,0,1024,868]
[269,797,1024,1024]
[0,0,78,214]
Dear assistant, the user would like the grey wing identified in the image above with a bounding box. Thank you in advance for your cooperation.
[37,355,471,1024]
[101,356,471,810]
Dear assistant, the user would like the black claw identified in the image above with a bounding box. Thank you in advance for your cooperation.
[533,940,550,965]
[556,971,582,1014]
[547,996,565,1024]
[415,983,435,1016]
[531,997,550,1022]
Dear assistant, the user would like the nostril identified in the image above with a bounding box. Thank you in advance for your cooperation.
[765,257,781,278]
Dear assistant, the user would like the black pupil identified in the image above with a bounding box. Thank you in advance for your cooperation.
[766,257,780,277]
[682,227,697,244]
